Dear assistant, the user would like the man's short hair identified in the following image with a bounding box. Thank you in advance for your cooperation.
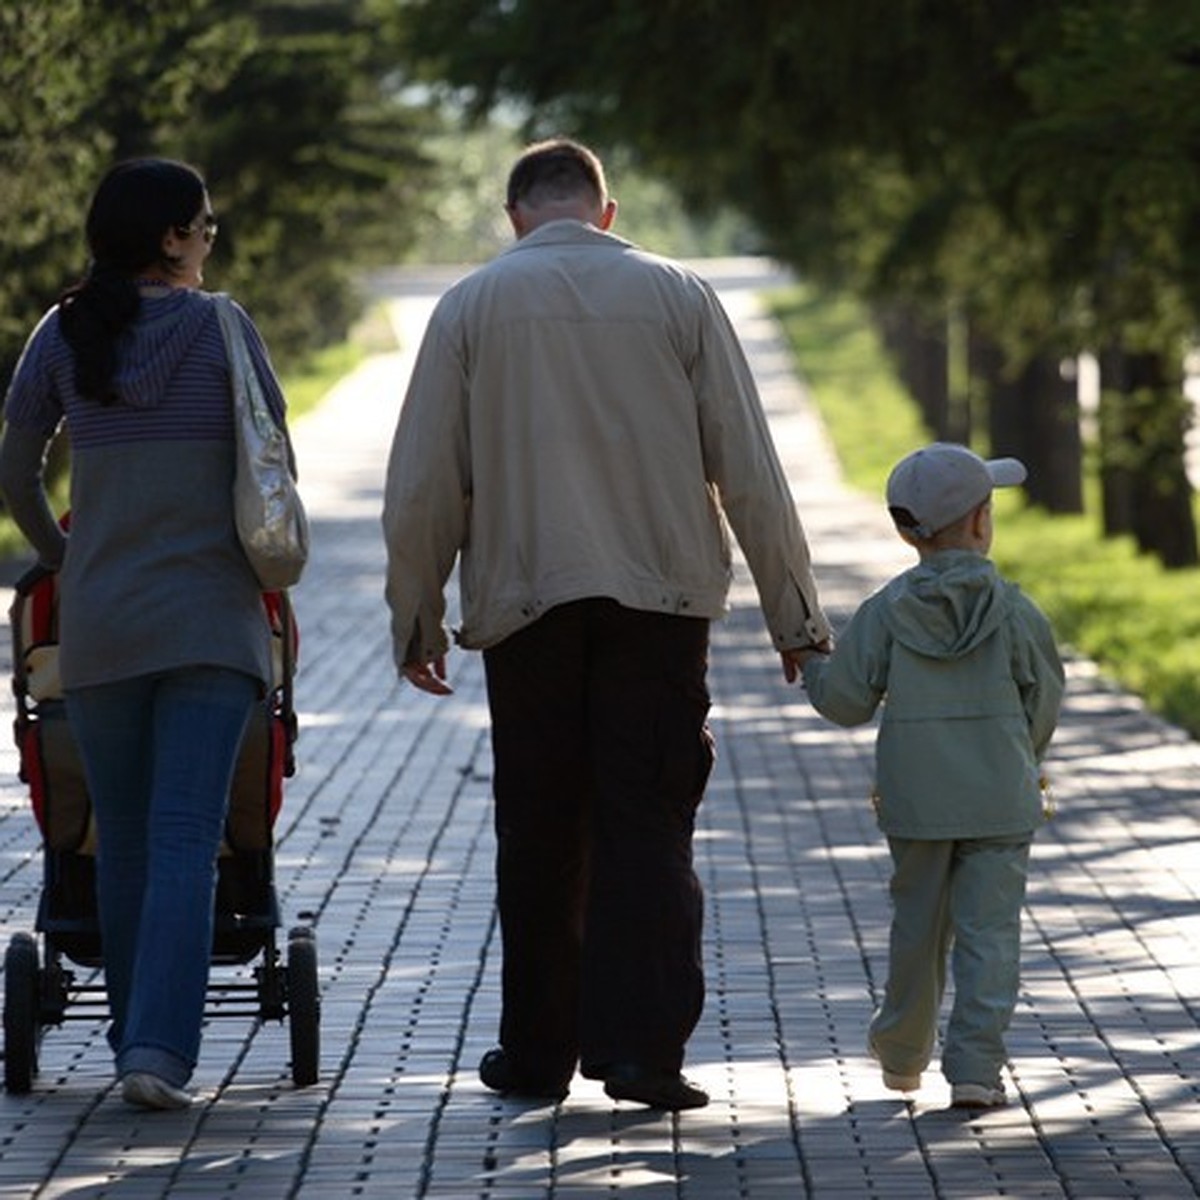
[506,138,607,210]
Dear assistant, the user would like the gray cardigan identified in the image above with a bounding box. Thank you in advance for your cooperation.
[0,289,279,691]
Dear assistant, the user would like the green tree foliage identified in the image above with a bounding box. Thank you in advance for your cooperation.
[405,118,758,264]
[398,0,1200,342]
[0,0,438,383]
[0,3,110,356]
[181,1,442,361]
[398,0,1200,565]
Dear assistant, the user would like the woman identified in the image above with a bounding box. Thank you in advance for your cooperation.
[0,158,294,1110]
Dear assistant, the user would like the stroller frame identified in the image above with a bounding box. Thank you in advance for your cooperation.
[3,566,318,1093]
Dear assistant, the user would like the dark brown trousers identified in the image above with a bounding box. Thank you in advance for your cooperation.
[482,599,713,1085]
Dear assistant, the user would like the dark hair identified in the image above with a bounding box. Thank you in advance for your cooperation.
[890,504,977,541]
[888,505,922,532]
[505,138,607,210]
[59,158,207,402]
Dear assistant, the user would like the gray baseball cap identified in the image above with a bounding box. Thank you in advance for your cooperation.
[886,442,1026,539]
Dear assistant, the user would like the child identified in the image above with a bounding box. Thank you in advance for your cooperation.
[799,442,1064,1109]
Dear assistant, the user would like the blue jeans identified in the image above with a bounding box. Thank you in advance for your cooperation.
[65,667,258,1087]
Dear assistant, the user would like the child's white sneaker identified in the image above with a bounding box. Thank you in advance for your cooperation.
[868,1038,921,1092]
[951,1081,1007,1109]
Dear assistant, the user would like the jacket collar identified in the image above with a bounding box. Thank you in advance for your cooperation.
[501,219,633,256]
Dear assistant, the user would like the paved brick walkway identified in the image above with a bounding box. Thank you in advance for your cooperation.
[0,261,1198,1198]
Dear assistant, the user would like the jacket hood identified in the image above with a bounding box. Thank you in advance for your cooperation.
[881,549,1012,659]
[109,290,214,409]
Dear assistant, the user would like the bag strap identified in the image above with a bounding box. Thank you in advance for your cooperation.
[213,293,273,437]
[212,293,298,474]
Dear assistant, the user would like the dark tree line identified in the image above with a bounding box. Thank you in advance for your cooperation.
[0,0,440,385]
[397,0,1200,567]
[8,1,1200,567]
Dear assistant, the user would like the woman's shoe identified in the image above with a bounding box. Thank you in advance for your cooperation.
[121,1071,194,1111]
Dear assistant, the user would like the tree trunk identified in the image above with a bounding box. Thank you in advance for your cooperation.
[875,305,949,437]
[1100,347,1198,567]
[945,302,971,444]
[971,335,1083,514]
[1097,346,1135,536]
[1017,354,1083,513]
[972,334,1022,456]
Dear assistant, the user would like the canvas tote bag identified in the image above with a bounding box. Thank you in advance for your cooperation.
[213,293,309,591]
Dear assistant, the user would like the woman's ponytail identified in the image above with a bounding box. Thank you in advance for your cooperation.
[58,265,141,403]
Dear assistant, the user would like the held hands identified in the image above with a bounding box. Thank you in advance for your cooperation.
[780,638,832,683]
[402,655,454,695]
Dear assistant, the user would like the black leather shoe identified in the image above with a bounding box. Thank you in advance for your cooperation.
[603,1063,709,1110]
[478,1047,569,1102]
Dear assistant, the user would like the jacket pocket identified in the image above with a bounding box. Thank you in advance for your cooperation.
[657,700,715,814]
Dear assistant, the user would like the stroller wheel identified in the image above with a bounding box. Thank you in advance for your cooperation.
[286,927,320,1087]
[4,933,41,1094]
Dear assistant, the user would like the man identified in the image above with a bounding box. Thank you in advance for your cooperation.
[382,138,830,1110]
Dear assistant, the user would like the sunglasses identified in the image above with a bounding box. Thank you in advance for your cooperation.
[176,212,219,244]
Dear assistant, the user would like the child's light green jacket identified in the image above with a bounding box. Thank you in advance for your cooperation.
[801,549,1064,839]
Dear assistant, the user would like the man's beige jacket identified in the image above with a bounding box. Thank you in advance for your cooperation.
[383,220,830,665]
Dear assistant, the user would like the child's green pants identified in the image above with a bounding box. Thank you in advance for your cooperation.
[868,834,1033,1087]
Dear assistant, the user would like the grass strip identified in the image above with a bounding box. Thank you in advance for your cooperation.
[768,283,1200,739]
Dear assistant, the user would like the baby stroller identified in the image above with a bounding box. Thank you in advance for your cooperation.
[2,563,319,1093]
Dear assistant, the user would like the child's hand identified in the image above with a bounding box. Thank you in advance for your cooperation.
[780,639,832,683]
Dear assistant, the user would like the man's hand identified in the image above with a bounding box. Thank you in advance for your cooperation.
[402,655,454,695]
[780,638,832,684]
